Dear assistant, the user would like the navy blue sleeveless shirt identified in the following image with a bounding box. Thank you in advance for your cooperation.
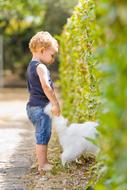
[26,60,54,107]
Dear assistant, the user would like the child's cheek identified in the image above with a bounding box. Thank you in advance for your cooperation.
[46,55,51,63]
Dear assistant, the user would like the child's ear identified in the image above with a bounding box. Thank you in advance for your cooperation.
[41,47,45,53]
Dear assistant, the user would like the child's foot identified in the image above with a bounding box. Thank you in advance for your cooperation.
[38,163,53,172]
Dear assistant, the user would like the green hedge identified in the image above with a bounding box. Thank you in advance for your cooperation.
[94,1,127,189]
[59,0,127,189]
[59,0,99,123]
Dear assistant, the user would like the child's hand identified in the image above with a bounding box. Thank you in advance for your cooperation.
[51,103,61,116]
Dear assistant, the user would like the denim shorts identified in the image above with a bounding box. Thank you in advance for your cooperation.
[26,104,52,144]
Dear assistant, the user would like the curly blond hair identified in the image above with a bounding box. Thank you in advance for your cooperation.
[29,31,58,53]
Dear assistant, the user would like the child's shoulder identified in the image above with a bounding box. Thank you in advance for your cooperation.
[36,63,48,75]
[37,62,47,70]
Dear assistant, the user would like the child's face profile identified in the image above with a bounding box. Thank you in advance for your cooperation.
[40,46,58,64]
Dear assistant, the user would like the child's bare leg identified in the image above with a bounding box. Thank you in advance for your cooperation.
[36,144,49,170]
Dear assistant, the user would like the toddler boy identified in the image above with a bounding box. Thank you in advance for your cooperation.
[26,31,60,172]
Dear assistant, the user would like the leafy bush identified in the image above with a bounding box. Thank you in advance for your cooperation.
[59,0,99,123]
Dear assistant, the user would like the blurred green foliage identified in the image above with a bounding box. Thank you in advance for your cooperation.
[59,0,127,189]
[42,0,77,35]
[0,0,77,77]
[0,0,45,77]
[94,0,127,189]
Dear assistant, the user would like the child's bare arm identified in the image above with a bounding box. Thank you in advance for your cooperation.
[36,64,58,105]
[36,64,60,115]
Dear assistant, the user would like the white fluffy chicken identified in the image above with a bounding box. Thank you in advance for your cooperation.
[44,103,99,166]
